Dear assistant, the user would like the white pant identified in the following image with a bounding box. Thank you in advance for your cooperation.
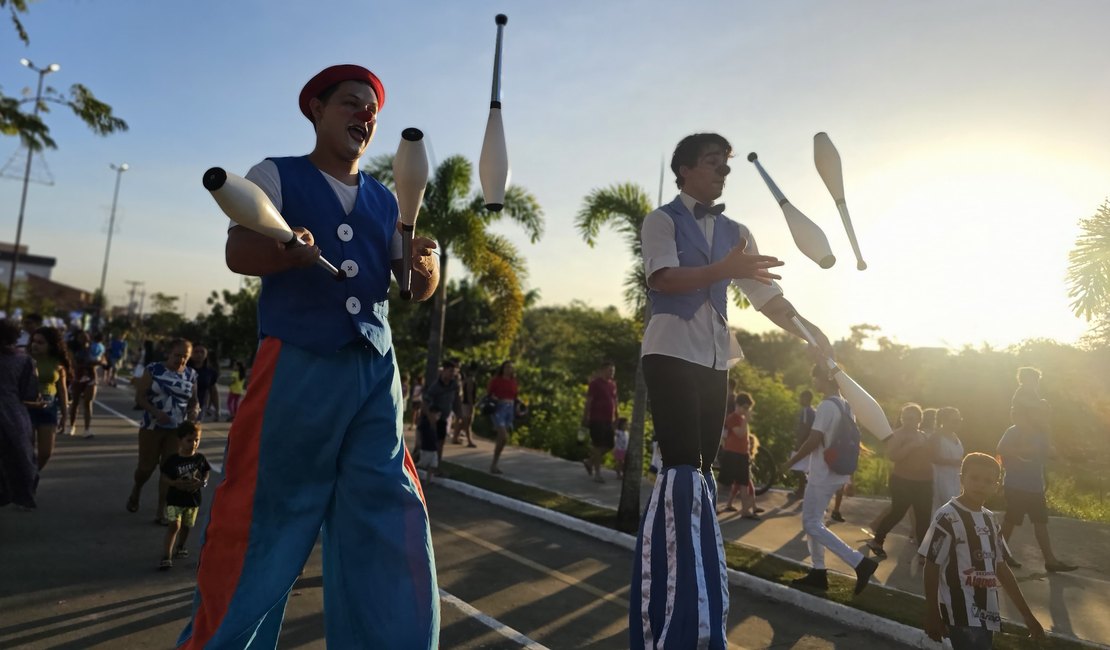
[802,481,864,571]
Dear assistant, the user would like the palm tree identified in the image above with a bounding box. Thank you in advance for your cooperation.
[365,154,543,382]
[576,183,654,532]
[1067,201,1110,333]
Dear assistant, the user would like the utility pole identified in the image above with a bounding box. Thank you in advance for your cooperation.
[124,280,144,322]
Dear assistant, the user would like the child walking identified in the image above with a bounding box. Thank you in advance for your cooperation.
[226,361,246,422]
[612,417,629,479]
[719,393,759,519]
[921,452,1044,649]
[159,422,211,570]
[415,404,442,484]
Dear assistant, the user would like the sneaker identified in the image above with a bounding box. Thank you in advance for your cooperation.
[582,459,593,476]
[866,539,887,558]
[159,558,173,571]
[67,425,77,437]
[593,475,605,484]
[830,511,845,523]
[791,569,828,591]
[174,548,189,559]
[83,430,94,439]
[854,557,879,595]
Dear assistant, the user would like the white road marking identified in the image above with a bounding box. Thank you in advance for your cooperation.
[439,589,551,650]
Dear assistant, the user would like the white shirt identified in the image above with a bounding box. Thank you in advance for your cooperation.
[805,396,852,488]
[640,192,782,369]
[236,159,404,261]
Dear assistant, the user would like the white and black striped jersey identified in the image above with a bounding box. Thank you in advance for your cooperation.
[918,499,1010,631]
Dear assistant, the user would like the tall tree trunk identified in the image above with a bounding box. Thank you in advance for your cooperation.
[424,249,449,386]
[617,301,652,532]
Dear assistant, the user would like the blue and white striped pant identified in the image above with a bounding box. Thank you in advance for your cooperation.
[630,465,728,649]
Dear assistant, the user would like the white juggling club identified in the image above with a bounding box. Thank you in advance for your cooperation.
[814,132,867,270]
[393,127,429,301]
[202,167,343,279]
[747,153,836,269]
[479,13,510,212]
[790,315,892,440]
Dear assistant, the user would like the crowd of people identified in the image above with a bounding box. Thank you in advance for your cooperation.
[0,315,247,533]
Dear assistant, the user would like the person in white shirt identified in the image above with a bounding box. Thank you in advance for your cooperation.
[784,365,879,594]
[630,133,835,650]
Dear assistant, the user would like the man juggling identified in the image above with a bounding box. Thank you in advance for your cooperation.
[178,65,440,649]
[632,133,835,649]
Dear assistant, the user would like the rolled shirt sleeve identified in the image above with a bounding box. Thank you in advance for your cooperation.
[641,209,680,280]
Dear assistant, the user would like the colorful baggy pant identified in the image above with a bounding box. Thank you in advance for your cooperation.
[176,338,438,649]
[630,465,728,649]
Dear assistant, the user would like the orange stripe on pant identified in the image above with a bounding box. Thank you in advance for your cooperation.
[402,447,426,508]
[179,338,281,650]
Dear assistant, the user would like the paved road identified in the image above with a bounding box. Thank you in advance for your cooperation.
[0,385,911,649]
[434,431,1110,647]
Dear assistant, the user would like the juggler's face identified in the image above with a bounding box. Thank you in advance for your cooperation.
[312,80,379,162]
[680,144,730,203]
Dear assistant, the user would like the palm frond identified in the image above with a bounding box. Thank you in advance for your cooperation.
[575,183,653,255]
[1067,201,1110,321]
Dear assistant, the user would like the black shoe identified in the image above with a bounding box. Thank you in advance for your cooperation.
[866,539,887,558]
[854,557,879,595]
[1045,561,1078,573]
[830,511,845,523]
[1006,557,1023,569]
[791,569,828,591]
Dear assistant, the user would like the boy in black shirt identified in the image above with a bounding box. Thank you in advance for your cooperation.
[159,422,211,570]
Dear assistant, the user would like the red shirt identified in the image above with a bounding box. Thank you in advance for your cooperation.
[723,412,750,454]
[487,376,518,401]
[586,377,617,423]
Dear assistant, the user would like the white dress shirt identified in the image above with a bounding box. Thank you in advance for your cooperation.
[640,192,782,370]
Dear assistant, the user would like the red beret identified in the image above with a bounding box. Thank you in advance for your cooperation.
[299,64,385,122]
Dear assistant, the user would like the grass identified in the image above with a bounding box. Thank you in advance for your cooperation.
[439,460,1095,650]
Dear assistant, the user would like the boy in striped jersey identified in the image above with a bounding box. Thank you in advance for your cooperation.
[921,453,1045,649]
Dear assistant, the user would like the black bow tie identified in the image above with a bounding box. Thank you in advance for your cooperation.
[693,202,725,219]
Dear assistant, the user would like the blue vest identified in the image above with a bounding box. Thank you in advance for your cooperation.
[257,156,397,356]
[647,196,740,321]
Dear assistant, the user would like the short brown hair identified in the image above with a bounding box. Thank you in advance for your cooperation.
[961,452,1000,478]
[176,421,202,439]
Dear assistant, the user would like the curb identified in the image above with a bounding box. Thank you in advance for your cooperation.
[438,478,944,650]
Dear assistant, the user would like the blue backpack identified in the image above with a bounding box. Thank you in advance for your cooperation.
[822,397,861,475]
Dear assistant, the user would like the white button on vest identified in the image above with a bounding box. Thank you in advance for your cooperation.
[340,260,359,278]
[346,297,361,315]
[337,224,353,242]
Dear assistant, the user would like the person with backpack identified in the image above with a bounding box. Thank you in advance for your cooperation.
[784,364,878,594]
[867,403,934,560]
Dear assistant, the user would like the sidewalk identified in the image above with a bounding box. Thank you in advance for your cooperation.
[427,430,1110,647]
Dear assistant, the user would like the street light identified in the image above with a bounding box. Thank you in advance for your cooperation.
[4,58,61,314]
[95,162,128,329]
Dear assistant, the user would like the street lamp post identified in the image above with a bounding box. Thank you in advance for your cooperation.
[95,162,128,329]
[4,58,61,314]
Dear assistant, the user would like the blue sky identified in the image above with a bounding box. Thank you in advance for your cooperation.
[2,0,1109,348]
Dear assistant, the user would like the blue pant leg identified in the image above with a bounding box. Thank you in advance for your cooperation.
[177,341,355,650]
[321,347,439,649]
[629,466,728,650]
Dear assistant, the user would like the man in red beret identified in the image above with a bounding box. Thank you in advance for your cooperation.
[177,64,440,650]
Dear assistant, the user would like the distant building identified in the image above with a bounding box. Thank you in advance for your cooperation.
[0,242,56,282]
[25,274,93,313]
[0,242,93,313]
